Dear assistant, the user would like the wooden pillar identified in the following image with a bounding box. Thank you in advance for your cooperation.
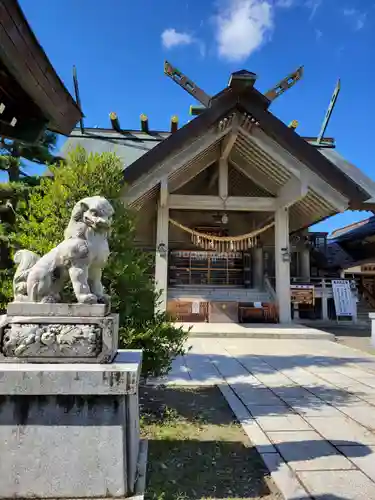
[155,180,169,314]
[275,207,291,323]
[253,247,264,289]
[300,248,311,280]
[218,158,228,199]
[321,279,329,320]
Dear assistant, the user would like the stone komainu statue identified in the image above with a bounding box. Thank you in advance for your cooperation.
[13,196,114,304]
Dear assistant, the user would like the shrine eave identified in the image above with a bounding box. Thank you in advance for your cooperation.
[0,0,82,141]
[121,85,371,206]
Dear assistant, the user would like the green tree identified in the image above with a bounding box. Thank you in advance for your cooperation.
[12,147,187,378]
[0,130,60,182]
[0,131,61,306]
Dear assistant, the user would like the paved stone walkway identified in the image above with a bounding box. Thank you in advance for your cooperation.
[155,338,375,499]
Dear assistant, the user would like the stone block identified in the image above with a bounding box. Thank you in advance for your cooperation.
[297,470,375,499]
[337,445,375,482]
[0,313,118,364]
[260,453,311,499]
[305,416,375,445]
[371,312,375,347]
[0,350,144,499]
[7,302,110,317]
[335,404,375,430]
[256,414,313,432]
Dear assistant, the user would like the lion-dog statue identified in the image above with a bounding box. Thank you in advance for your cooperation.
[13,196,114,304]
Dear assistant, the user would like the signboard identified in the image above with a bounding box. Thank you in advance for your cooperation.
[191,301,200,314]
[291,284,315,305]
[171,250,242,260]
[332,280,355,317]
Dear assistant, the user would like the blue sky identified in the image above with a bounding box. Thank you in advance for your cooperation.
[17,0,375,233]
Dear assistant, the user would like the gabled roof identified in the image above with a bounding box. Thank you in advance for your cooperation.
[122,85,371,204]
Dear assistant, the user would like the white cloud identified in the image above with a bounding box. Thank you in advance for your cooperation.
[161,28,194,49]
[315,28,322,40]
[343,8,366,31]
[305,0,322,20]
[214,0,273,62]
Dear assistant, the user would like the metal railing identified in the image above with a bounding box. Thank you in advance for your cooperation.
[264,276,277,301]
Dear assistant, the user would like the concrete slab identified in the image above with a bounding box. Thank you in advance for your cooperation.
[157,337,375,498]
[338,445,375,482]
[267,430,356,471]
[305,416,375,446]
[297,470,375,499]
[292,403,345,418]
[218,384,277,454]
[260,453,311,500]
[233,386,287,406]
[335,405,375,430]
[256,415,313,432]
[176,322,335,340]
[247,405,298,418]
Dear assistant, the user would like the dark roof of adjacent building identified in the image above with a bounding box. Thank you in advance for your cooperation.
[61,129,169,172]
[330,215,375,244]
[0,0,82,140]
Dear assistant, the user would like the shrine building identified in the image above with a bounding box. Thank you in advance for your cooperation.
[62,69,375,325]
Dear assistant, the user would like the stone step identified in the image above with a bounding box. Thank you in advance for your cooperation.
[168,288,271,303]
[175,322,334,340]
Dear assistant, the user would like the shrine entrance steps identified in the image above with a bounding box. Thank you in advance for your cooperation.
[175,322,335,340]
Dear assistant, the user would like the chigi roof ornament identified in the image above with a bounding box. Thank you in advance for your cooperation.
[164,60,304,117]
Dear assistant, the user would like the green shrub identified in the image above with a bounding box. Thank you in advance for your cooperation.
[10,147,188,377]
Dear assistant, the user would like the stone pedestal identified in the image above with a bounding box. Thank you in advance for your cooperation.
[0,303,118,363]
[370,313,375,348]
[0,350,145,499]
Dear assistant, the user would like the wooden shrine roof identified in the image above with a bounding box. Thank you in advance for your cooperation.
[0,0,82,141]
[120,84,370,205]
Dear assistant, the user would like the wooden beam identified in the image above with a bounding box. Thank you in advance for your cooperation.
[230,152,279,194]
[159,177,168,207]
[123,125,230,205]
[169,152,217,193]
[276,176,308,209]
[207,169,219,191]
[243,126,349,212]
[169,194,276,211]
[220,114,239,160]
[218,158,228,199]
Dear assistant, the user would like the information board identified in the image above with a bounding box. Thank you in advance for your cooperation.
[332,279,355,317]
[291,284,315,305]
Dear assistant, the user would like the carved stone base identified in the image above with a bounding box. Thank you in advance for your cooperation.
[0,312,118,364]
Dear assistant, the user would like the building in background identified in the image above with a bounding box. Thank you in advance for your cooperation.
[62,69,375,325]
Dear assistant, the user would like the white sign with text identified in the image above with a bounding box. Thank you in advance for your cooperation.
[332,280,355,317]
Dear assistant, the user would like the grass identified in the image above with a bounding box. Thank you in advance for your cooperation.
[140,385,282,500]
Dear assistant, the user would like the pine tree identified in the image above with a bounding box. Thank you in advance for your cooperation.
[0,130,60,306]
